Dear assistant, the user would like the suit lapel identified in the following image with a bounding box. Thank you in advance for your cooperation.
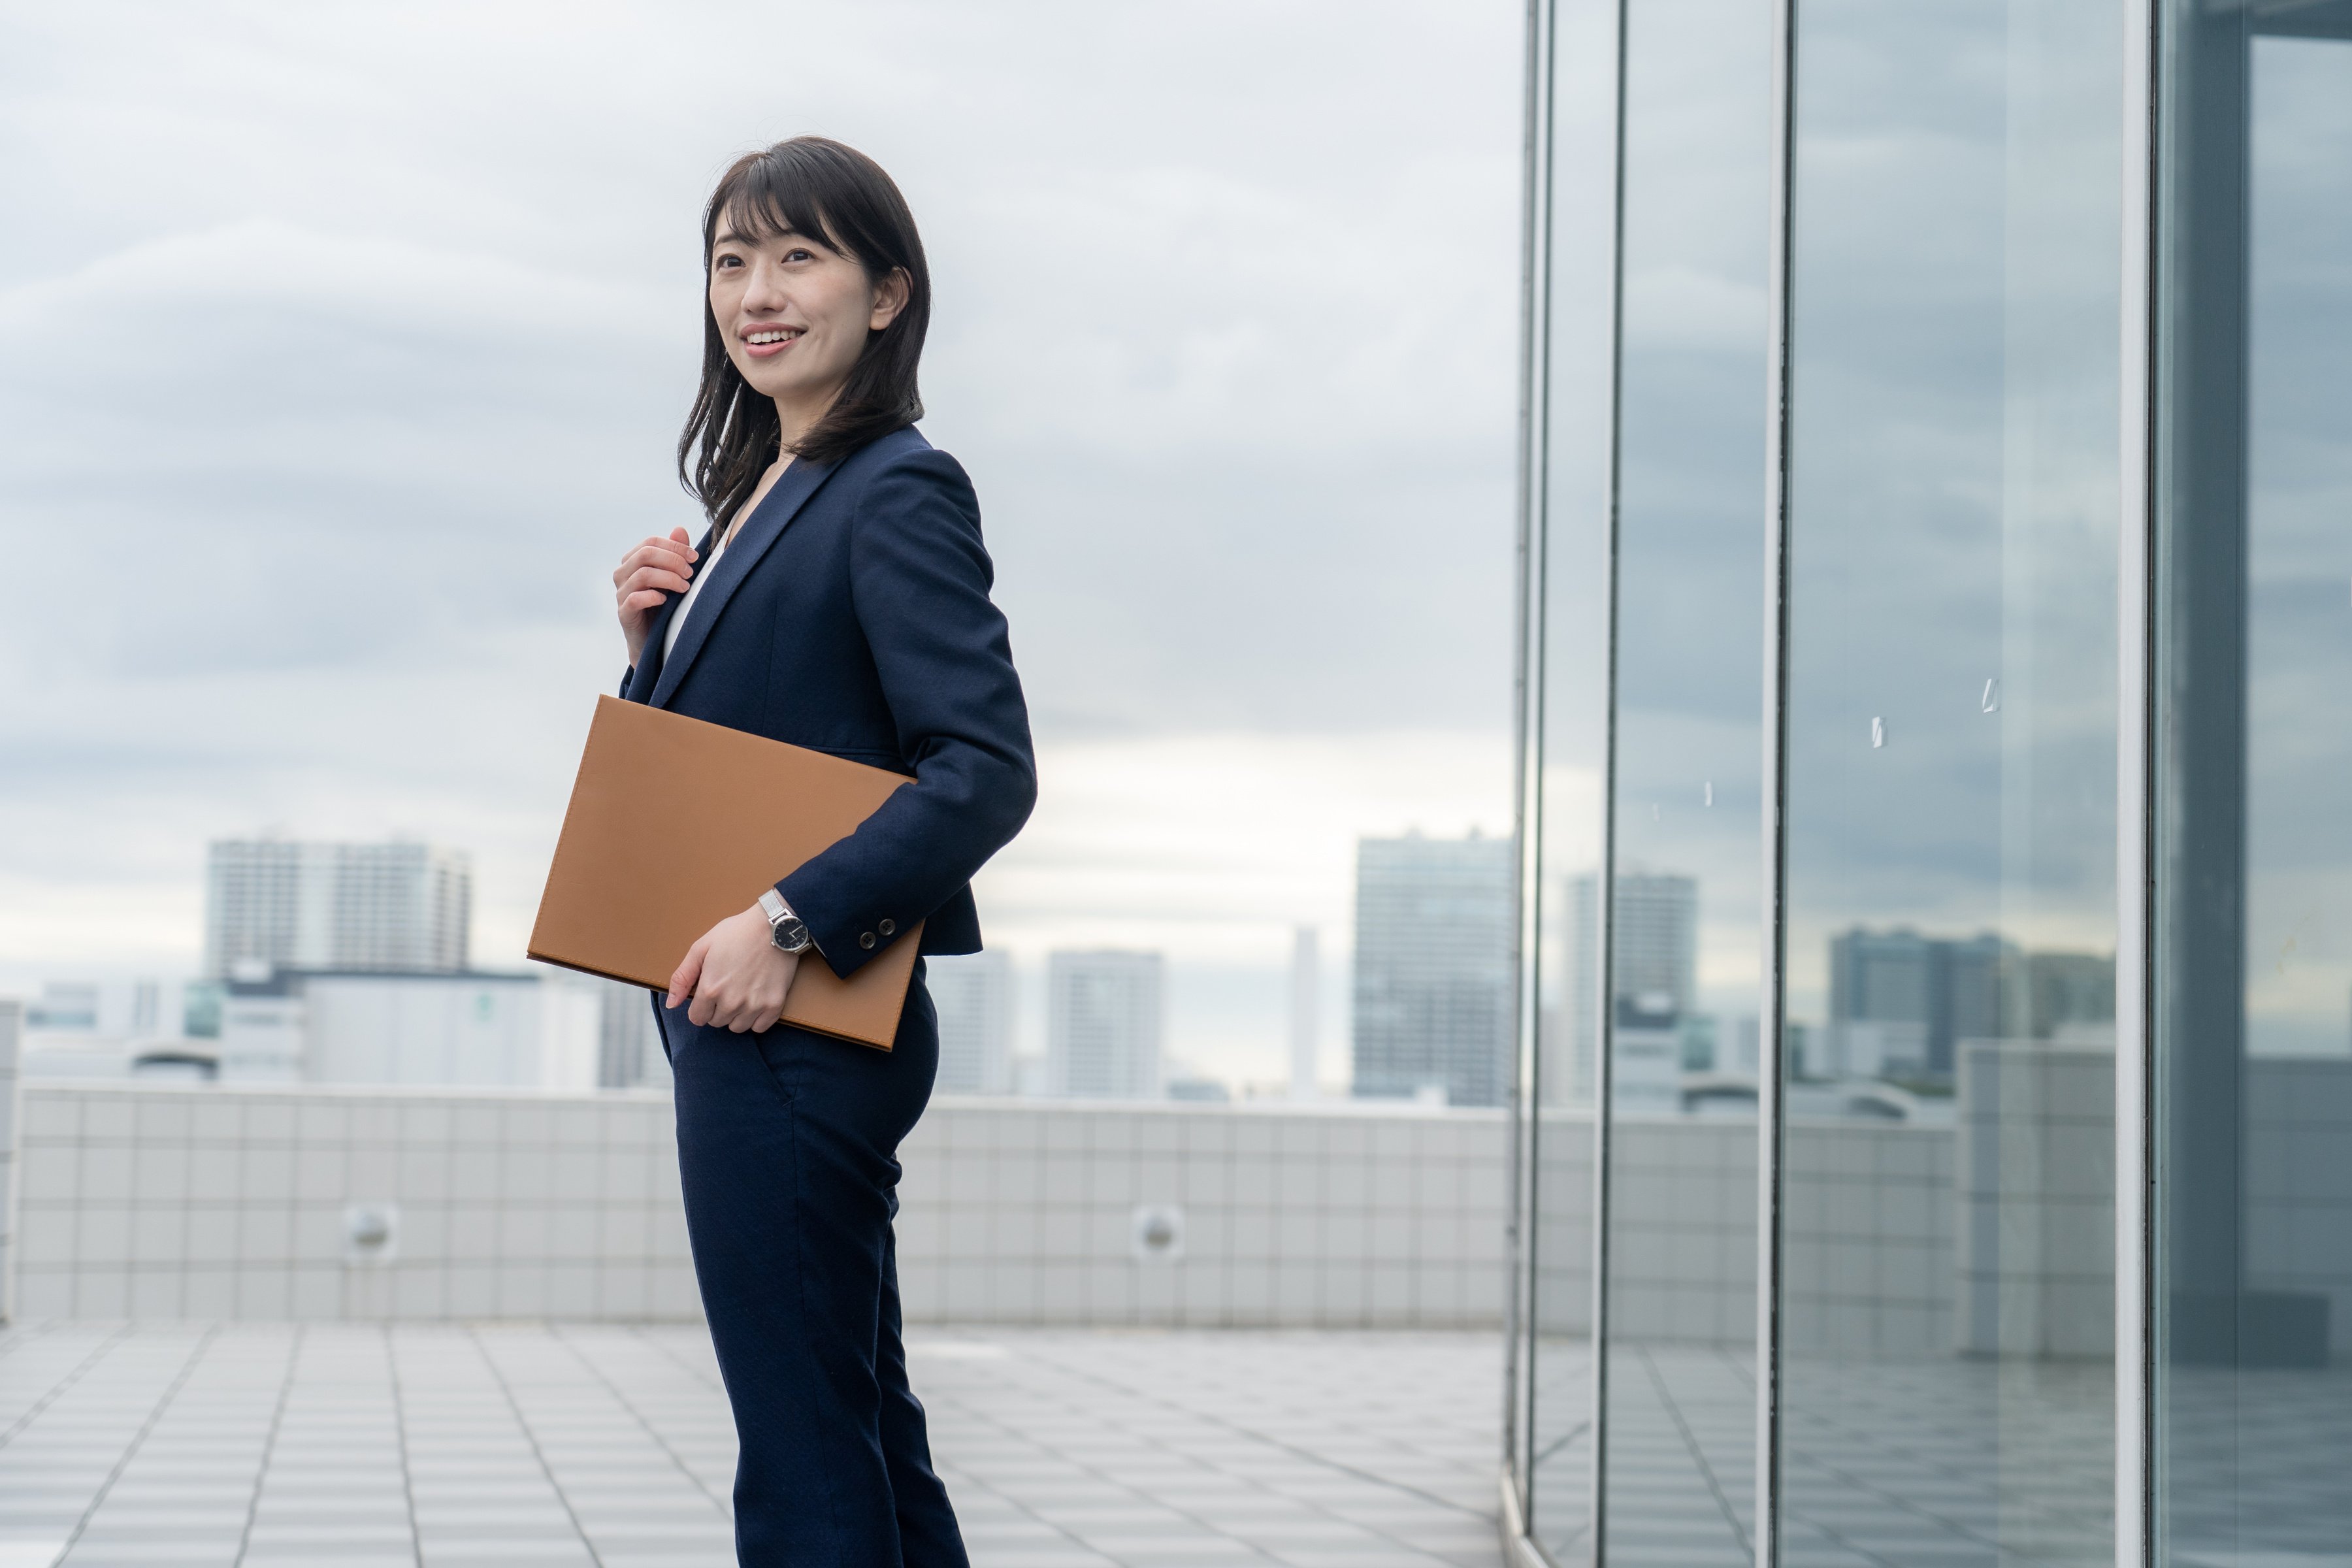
[648,457,837,710]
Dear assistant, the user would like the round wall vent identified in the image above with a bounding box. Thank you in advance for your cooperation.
[1130,1203,1185,1263]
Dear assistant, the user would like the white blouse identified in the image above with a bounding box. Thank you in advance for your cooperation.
[661,525,729,663]
[664,461,789,663]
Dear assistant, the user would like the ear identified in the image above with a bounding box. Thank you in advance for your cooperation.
[869,267,911,332]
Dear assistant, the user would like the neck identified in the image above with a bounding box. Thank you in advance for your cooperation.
[771,379,845,453]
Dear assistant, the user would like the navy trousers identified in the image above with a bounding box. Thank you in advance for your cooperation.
[659,964,968,1567]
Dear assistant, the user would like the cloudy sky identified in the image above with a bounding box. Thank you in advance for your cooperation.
[0,1,1526,1081]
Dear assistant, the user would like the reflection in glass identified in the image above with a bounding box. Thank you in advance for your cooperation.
[1779,0,2121,1559]
[1600,0,1771,1554]
[1524,0,1619,1555]
[2153,3,2352,1558]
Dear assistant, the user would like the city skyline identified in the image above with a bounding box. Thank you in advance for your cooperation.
[0,3,1524,1063]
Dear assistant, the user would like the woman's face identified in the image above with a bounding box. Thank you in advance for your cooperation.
[709,209,907,416]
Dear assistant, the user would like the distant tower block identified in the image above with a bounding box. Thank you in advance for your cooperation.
[205,838,472,977]
[930,949,1014,1094]
[1351,832,1514,1107]
[1289,925,1320,1100]
[1047,950,1164,1099]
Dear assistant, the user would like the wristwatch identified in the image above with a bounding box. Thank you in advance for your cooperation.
[757,889,813,954]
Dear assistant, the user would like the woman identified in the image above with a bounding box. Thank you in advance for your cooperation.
[608,137,1034,1567]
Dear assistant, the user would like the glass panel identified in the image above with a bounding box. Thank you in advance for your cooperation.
[2153,3,2352,1559]
[1600,0,1772,1554]
[1778,0,2123,1559]
[1526,0,1621,1553]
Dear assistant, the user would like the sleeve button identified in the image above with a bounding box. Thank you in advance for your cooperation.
[878,919,896,936]
[858,932,877,951]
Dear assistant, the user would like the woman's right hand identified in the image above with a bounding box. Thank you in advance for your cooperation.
[614,527,700,668]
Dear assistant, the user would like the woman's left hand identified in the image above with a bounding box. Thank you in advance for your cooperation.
[668,905,801,1032]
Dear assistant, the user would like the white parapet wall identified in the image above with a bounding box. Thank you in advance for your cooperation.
[6,1083,1509,1328]
[25,1065,2341,1344]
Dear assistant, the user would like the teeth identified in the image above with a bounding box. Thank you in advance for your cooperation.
[747,331,796,345]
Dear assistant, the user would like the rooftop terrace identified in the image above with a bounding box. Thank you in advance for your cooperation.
[0,1321,1501,1568]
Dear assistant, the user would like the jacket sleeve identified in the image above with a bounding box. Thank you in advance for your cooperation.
[777,446,1037,979]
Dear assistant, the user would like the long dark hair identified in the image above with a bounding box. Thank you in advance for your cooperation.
[678,138,931,528]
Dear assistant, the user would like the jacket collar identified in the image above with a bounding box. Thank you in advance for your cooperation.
[645,455,838,710]
[621,524,713,705]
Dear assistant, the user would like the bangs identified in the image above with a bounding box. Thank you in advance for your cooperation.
[712,157,853,261]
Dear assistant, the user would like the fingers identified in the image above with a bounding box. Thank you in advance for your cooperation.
[615,563,693,603]
[611,537,700,589]
[667,939,708,1009]
[670,928,794,1036]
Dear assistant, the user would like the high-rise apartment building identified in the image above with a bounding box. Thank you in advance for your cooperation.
[204,839,471,978]
[1047,950,1162,1099]
[1560,871,1699,1111]
[930,950,1013,1094]
[1824,930,2116,1081]
[1352,832,1513,1107]
[1826,927,2012,1082]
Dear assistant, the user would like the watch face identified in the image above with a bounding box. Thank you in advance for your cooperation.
[772,917,810,953]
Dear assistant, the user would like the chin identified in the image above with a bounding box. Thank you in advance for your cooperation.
[738,364,811,401]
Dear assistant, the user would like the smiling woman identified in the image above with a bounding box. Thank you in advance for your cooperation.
[605,136,1037,1568]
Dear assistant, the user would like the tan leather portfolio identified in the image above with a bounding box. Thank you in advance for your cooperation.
[529,695,923,1051]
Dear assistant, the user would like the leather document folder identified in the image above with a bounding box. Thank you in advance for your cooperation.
[529,694,923,1051]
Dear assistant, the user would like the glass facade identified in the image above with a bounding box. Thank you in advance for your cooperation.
[2152,0,2352,1561]
[1505,0,2352,1561]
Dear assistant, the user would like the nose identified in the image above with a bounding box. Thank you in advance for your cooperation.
[742,255,790,316]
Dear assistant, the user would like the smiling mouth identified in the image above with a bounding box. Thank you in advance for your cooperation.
[743,327,802,355]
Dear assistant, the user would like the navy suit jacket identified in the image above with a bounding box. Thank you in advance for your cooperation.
[621,425,1036,981]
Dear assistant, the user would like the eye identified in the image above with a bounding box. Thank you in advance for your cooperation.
[713,253,743,270]
[785,247,814,263]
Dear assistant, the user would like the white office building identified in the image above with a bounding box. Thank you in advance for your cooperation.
[1288,924,1320,1100]
[929,949,1013,1094]
[596,978,671,1090]
[216,970,601,1090]
[205,838,472,978]
[1351,832,1514,1107]
[1046,951,1162,1100]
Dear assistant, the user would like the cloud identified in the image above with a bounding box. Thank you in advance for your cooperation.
[0,0,1527,1041]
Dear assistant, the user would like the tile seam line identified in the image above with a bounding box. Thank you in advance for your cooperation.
[1780,1437,2070,1567]
[953,1345,1460,1559]
[937,1348,1307,1563]
[55,1324,220,1563]
[1633,1345,1752,1558]
[231,1322,303,1568]
[465,1322,607,1567]
[622,1321,726,1395]
[384,1322,425,1568]
[548,1322,730,1518]
[0,1322,134,1452]
[1019,1339,1494,1525]
[0,1320,70,1367]
[939,1386,1228,1568]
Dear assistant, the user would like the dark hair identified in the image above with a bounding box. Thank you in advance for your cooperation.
[678,137,931,527]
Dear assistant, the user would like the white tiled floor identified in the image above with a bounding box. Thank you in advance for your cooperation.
[0,1322,1502,1568]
